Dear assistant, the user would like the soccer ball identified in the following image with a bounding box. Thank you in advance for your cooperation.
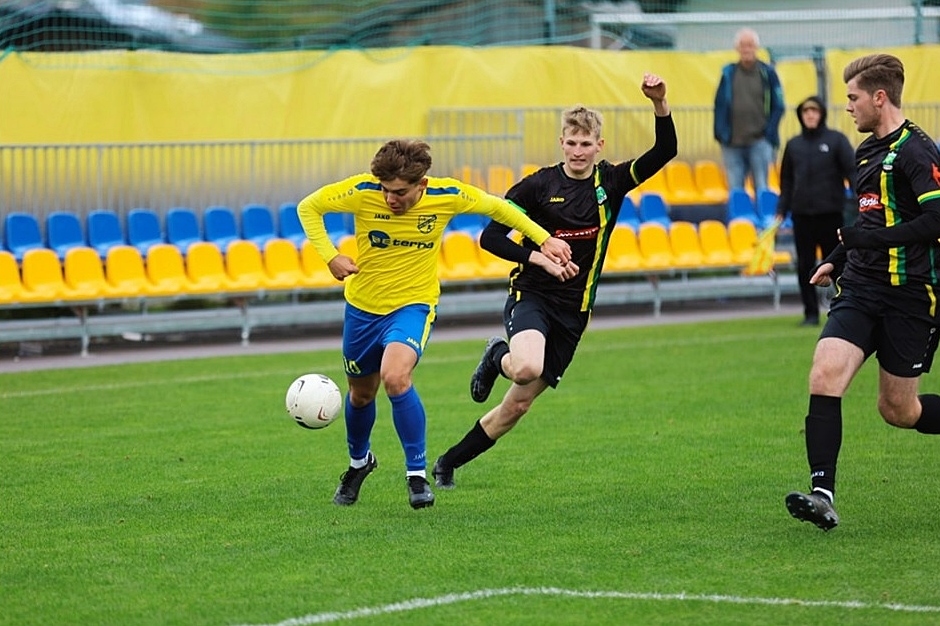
[285,373,343,429]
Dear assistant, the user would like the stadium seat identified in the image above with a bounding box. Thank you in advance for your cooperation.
[439,231,481,281]
[46,211,87,261]
[663,161,702,205]
[225,239,279,291]
[627,169,669,204]
[520,163,542,179]
[603,225,644,273]
[453,165,486,189]
[145,243,196,296]
[668,221,705,269]
[728,218,759,265]
[278,202,307,249]
[185,241,242,293]
[300,241,339,288]
[127,208,165,256]
[447,213,487,237]
[322,212,353,246]
[166,207,203,254]
[637,222,674,270]
[86,210,126,260]
[203,206,240,252]
[3,212,44,262]
[693,160,729,204]
[697,220,737,268]
[0,250,27,304]
[241,204,277,250]
[104,245,159,298]
[63,246,120,299]
[20,248,76,302]
[336,235,358,260]
[487,164,515,197]
[638,193,672,228]
[726,188,761,227]
[756,189,788,229]
[263,238,310,289]
[616,196,641,231]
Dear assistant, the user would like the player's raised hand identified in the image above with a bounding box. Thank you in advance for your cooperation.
[641,73,666,101]
[327,254,359,281]
[540,236,572,265]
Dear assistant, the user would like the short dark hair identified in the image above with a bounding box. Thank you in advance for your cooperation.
[370,139,432,183]
[843,53,904,107]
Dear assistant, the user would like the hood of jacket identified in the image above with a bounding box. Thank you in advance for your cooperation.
[796,95,828,134]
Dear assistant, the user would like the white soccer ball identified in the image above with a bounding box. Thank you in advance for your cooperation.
[285,373,343,429]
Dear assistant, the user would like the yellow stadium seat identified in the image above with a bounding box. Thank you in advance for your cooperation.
[336,234,358,261]
[439,231,482,281]
[603,225,644,273]
[105,245,161,298]
[453,165,486,189]
[637,222,674,270]
[263,238,308,289]
[63,246,121,300]
[20,248,77,302]
[475,239,518,280]
[627,168,669,204]
[487,165,516,197]
[0,250,27,304]
[520,163,542,179]
[146,244,197,296]
[668,221,705,269]
[728,218,758,265]
[697,220,737,268]
[185,241,244,293]
[223,240,272,292]
[663,161,702,205]
[300,241,340,288]
[694,160,729,204]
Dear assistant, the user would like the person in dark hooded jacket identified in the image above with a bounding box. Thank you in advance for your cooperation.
[777,96,857,325]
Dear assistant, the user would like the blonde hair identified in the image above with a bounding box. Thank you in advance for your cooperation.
[562,106,603,139]
[843,53,904,107]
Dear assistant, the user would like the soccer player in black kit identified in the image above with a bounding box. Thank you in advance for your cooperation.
[432,73,677,489]
[785,53,940,531]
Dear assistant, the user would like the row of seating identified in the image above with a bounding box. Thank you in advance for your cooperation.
[452,160,777,207]
[0,204,357,264]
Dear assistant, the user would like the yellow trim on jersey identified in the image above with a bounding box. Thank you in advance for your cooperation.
[927,284,937,318]
[296,173,552,314]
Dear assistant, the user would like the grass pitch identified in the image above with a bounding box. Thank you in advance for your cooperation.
[2,315,940,625]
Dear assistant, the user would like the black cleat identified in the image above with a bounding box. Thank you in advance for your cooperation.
[407,476,435,509]
[785,490,839,531]
[470,336,508,403]
[332,452,377,506]
[432,457,455,490]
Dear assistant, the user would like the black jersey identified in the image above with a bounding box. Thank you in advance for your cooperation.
[843,120,940,286]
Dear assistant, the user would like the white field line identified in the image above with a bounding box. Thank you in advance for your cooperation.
[230,586,940,626]
[1,330,796,400]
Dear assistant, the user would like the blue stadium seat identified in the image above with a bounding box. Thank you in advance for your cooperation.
[638,193,672,228]
[86,210,126,260]
[446,213,486,237]
[46,211,86,260]
[166,207,202,254]
[203,206,240,252]
[726,189,761,227]
[278,202,306,249]
[241,204,276,249]
[127,208,165,256]
[4,212,44,262]
[617,195,641,231]
[756,189,790,229]
[323,212,353,245]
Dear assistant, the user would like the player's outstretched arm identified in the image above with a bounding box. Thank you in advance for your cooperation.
[641,73,669,117]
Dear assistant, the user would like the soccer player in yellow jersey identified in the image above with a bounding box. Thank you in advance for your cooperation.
[297,139,572,509]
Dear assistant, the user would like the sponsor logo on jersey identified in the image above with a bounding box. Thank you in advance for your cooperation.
[417,214,438,233]
[858,193,883,213]
[932,163,940,187]
[554,226,599,240]
[367,230,435,250]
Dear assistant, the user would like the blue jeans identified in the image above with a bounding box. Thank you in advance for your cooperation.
[721,139,774,192]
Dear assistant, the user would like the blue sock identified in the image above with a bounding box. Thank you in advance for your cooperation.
[344,393,376,461]
[389,386,427,472]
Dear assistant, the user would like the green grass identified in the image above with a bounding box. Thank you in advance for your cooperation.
[3,316,940,625]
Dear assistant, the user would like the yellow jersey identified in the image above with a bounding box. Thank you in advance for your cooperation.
[297,174,551,315]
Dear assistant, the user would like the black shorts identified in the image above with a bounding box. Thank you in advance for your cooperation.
[502,290,590,388]
[822,278,940,377]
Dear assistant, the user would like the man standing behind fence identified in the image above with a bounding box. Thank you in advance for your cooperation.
[713,27,785,193]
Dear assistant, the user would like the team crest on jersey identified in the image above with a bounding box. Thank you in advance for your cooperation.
[417,214,437,233]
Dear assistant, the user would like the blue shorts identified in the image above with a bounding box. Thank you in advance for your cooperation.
[342,303,437,377]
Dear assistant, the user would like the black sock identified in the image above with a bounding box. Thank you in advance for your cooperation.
[805,394,842,496]
[915,394,940,434]
[440,420,496,469]
[492,341,510,378]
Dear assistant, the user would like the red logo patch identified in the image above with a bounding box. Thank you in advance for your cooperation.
[858,193,883,212]
[932,163,940,187]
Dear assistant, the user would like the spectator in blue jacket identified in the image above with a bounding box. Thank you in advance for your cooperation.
[713,28,785,193]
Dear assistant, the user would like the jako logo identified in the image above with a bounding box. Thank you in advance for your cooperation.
[367,230,435,250]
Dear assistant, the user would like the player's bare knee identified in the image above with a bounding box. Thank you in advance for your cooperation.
[509,363,542,385]
[877,396,920,428]
[381,372,412,397]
